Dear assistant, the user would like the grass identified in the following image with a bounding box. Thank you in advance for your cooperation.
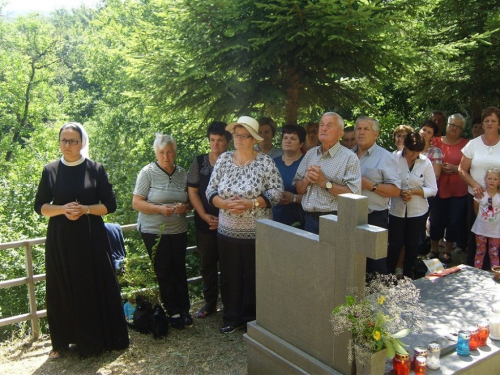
[0,300,247,375]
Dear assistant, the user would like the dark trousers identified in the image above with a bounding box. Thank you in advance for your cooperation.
[196,229,219,306]
[429,195,468,244]
[387,213,427,278]
[304,215,320,234]
[218,236,256,327]
[304,211,337,234]
[141,232,190,316]
[367,210,388,275]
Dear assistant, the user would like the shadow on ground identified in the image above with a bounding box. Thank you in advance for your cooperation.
[0,301,247,375]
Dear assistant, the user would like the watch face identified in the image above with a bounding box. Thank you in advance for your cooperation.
[326,182,333,189]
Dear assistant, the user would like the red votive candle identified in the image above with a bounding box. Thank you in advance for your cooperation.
[393,352,411,375]
[478,320,489,346]
[468,326,479,350]
[414,355,427,374]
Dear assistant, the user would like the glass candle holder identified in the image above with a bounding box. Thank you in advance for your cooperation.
[393,352,411,375]
[490,303,500,340]
[468,326,479,350]
[426,342,441,370]
[478,320,489,346]
[414,355,427,375]
[413,346,427,368]
[457,330,471,356]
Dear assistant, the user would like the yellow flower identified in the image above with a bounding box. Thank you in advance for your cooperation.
[373,331,381,341]
[377,296,386,305]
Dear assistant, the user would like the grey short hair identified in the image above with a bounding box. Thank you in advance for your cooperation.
[322,112,345,130]
[448,114,466,127]
[153,133,177,153]
[355,116,380,132]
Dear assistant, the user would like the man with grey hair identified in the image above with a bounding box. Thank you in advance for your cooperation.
[293,112,361,234]
[354,116,401,274]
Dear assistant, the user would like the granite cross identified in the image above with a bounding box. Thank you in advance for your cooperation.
[245,193,388,374]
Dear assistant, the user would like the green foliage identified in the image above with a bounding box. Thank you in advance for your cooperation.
[1,0,499,341]
[401,0,500,120]
[114,0,420,124]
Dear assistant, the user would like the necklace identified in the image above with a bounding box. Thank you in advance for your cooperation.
[234,152,255,167]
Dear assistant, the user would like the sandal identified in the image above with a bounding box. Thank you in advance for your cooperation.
[426,251,439,260]
[441,252,452,264]
[49,350,61,360]
[196,303,217,319]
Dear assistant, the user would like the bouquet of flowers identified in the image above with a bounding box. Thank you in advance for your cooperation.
[331,274,426,364]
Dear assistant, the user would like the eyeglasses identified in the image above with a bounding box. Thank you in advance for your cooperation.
[233,133,253,140]
[59,139,80,146]
[447,123,463,130]
[395,134,406,139]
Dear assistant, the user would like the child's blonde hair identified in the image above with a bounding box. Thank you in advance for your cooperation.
[485,168,500,182]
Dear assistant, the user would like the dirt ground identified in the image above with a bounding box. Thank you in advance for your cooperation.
[0,302,247,375]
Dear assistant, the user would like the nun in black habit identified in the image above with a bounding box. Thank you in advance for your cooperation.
[34,122,129,359]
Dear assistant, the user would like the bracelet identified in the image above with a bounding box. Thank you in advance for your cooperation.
[86,205,91,215]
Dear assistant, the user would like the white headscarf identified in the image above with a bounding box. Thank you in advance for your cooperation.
[60,122,89,166]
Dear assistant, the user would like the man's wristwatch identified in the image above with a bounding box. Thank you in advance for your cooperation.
[371,182,379,192]
[293,194,297,203]
[325,181,333,191]
[86,205,91,215]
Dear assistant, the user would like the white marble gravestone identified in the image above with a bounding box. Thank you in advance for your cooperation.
[244,193,388,374]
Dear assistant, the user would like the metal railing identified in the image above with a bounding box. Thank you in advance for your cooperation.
[0,220,199,339]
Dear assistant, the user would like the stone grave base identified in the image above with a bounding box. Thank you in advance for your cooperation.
[244,321,342,375]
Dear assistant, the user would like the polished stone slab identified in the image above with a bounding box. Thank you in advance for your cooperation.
[384,266,500,374]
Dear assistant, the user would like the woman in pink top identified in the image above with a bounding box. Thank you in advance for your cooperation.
[428,114,469,264]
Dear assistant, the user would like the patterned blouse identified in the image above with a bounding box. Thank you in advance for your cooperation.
[422,144,443,165]
[206,151,283,242]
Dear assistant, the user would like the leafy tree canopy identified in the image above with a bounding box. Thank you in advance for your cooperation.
[116,0,420,125]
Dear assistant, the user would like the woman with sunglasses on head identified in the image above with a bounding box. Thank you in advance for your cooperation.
[206,116,283,334]
[459,106,500,268]
[387,132,437,278]
[392,125,414,153]
[427,114,469,264]
[34,122,129,359]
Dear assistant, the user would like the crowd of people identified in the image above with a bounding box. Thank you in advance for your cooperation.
[34,106,500,358]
